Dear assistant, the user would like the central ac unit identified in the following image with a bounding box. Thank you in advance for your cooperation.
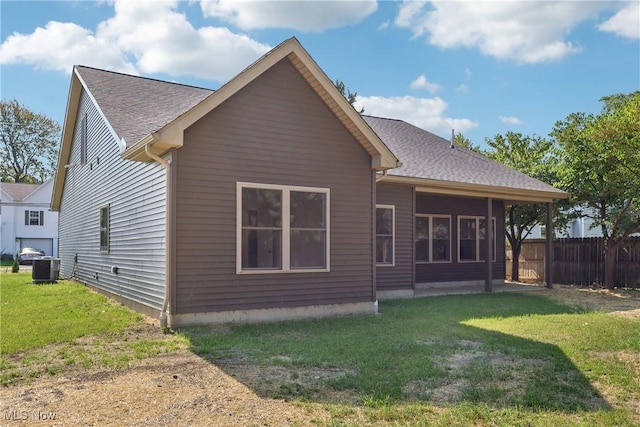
[32,257,60,283]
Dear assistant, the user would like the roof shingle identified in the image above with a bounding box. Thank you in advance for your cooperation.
[364,115,565,195]
[76,66,213,147]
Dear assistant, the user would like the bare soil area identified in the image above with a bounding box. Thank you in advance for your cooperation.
[2,285,638,426]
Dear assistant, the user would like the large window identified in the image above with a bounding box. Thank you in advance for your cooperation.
[376,205,395,266]
[458,216,495,262]
[100,205,110,253]
[415,215,451,263]
[238,183,329,273]
[25,210,44,226]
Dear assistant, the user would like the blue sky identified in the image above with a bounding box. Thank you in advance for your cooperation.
[1,1,638,147]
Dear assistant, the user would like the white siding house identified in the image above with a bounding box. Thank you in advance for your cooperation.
[0,179,59,257]
[55,88,168,312]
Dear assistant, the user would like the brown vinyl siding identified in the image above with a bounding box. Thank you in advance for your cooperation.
[376,183,414,291]
[174,58,374,314]
[415,193,505,284]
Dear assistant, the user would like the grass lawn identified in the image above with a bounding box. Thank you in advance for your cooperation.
[1,273,638,426]
[184,294,640,426]
[0,273,187,384]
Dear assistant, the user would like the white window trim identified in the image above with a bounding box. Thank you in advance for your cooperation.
[376,204,395,267]
[415,214,452,264]
[236,182,330,274]
[26,210,44,226]
[457,216,496,263]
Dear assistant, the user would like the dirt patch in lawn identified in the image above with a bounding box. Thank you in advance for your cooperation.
[2,285,638,426]
[540,284,640,319]
[1,350,327,426]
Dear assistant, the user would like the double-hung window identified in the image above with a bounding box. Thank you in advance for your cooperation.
[238,183,329,273]
[25,210,44,226]
[458,216,496,262]
[376,205,394,266]
[415,215,451,262]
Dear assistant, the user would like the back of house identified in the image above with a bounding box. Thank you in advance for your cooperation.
[52,38,567,326]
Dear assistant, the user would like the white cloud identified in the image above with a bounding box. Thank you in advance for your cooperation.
[200,0,378,32]
[355,95,478,135]
[409,74,441,93]
[0,0,271,82]
[456,83,469,93]
[378,20,390,30]
[0,21,136,74]
[598,2,640,39]
[499,115,524,125]
[395,1,608,64]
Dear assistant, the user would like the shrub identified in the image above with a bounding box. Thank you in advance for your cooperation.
[11,252,19,273]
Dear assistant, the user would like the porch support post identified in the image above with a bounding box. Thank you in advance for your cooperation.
[485,197,493,292]
[545,202,553,289]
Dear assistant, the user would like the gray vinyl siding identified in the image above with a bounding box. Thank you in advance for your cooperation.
[174,58,374,314]
[376,183,414,291]
[415,194,505,284]
[57,89,166,309]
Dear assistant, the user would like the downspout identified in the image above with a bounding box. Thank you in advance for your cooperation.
[145,141,171,328]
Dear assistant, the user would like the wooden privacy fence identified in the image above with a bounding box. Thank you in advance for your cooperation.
[506,237,640,288]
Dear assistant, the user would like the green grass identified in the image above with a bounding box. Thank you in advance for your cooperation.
[182,293,640,425]
[1,272,638,425]
[0,273,189,385]
[1,273,140,354]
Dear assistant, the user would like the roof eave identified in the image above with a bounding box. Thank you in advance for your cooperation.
[51,68,84,211]
[381,175,569,203]
[131,37,399,170]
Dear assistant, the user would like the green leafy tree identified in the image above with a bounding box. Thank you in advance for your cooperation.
[552,91,640,289]
[0,99,61,183]
[453,132,481,152]
[334,79,365,113]
[483,132,568,282]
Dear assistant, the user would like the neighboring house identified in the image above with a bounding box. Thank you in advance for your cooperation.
[0,179,59,258]
[527,207,640,239]
[51,38,567,327]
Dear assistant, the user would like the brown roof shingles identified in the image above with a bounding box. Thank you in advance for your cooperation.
[364,115,565,195]
[73,66,565,197]
[1,182,40,201]
[76,66,213,147]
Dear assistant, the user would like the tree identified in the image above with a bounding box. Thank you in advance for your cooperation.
[453,132,481,152]
[483,132,567,282]
[0,99,61,183]
[334,79,365,113]
[552,91,640,289]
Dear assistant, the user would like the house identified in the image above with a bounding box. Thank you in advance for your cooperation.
[527,207,640,239]
[51,38,567,327]
[1,179,59,258]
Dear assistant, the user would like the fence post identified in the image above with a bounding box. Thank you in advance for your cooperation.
[545,202,553,288]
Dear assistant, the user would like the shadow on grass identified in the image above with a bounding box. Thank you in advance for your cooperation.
[179,293,611,412]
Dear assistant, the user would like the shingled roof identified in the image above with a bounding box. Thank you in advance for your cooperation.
[76,66,213,147]
[364,116,567,201]
[54,40,566,207]
[1,182,40,201]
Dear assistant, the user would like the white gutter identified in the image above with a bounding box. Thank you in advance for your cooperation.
[144,141,171,328]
